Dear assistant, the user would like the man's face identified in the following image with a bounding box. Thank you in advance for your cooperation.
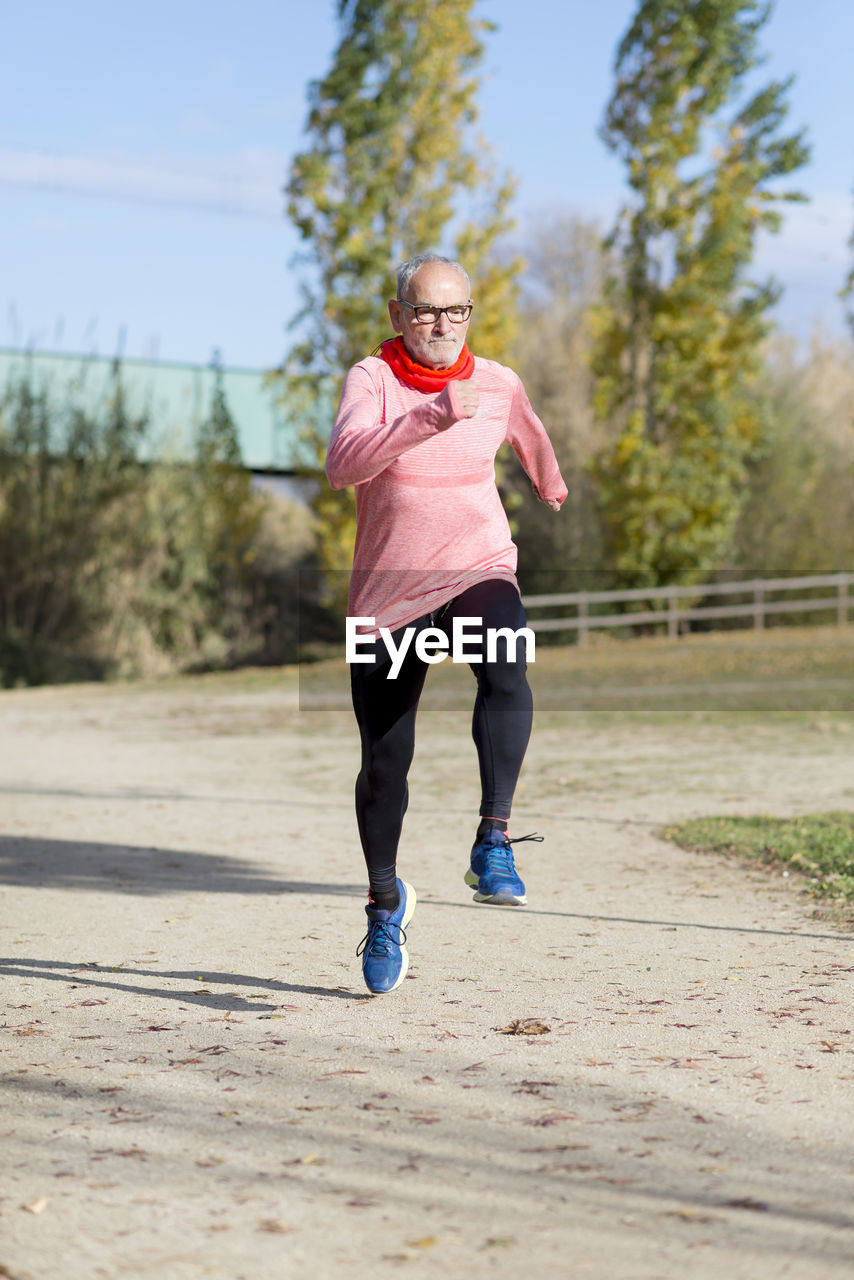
[388,263,472,368]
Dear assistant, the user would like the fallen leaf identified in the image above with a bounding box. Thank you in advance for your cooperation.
[92,1148,148,1159]
[527,1110,575,1127]
[724,1197,769,1212]
[665,1208,719,1223]
[257,1219,298,1234]
[407,1237,438,1249]
[514,1079,559,1094]
[497,1019,551,1036]
[105,1106,154,1124]
[22,1196,51,1214]
[538,1162,596,1174]
[521,1144,590,1153]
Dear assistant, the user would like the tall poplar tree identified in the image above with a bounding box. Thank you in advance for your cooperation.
[282,0,518,577]
[591,0,810,586]
[843,210,854,335]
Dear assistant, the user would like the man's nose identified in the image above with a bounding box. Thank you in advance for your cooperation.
[433,310,452,333]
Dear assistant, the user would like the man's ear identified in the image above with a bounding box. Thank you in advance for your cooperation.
[388,299,403,333]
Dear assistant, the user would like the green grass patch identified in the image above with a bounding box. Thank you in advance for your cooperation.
[528,626,854,714]
[664,812,854,903]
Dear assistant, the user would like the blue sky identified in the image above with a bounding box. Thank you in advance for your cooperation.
[1,0,851,368]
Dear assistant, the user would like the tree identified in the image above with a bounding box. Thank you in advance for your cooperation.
[195,355,260,588]
[0,360,149,684]
[506,212,610,595]
[591,0,810,586]
[176,355,263,659]
[728,335,854,575]
[843,198,854,335]
[281,0,519,585]
[0,358,284,684]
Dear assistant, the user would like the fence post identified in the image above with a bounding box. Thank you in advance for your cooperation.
[667,593,679,638]
[753,584,765,630]
[578,596,589,646]
[838,575,849,627]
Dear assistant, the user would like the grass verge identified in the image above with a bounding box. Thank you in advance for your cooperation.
[663,812,854,908]
[295,624,854,716]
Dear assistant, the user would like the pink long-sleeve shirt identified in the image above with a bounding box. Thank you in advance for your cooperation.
[326,354,568,634]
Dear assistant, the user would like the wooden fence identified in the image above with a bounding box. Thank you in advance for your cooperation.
[521,572,854,644]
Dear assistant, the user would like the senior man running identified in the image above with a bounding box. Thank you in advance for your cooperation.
[326,252,567,994]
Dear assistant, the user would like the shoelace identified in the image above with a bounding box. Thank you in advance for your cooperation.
[356,919,407,959]
[481,831,544,874]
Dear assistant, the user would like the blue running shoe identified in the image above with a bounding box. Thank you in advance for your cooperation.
[357,878,416,994]
[465,830,543,905]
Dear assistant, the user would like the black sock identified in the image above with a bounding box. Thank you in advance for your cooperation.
[369,887,399,913]
[477,817,508,839]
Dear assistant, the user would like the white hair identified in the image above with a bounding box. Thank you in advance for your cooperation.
[396,253,471,300]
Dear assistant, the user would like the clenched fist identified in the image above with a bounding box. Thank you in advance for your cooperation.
[451,378,479,418]
[532,485,564,512]
[435,378,479,428]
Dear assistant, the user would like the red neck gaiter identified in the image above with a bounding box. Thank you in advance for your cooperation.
[378,335,475,392]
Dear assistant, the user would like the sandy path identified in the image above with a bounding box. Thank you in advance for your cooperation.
[1,670,853,1279]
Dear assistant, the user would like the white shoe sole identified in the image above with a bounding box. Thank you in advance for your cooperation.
[465,869,526,905]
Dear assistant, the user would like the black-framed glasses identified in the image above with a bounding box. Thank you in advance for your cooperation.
[397,299,473,324]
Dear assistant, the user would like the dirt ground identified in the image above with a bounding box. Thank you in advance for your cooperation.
[1,651,854,1279]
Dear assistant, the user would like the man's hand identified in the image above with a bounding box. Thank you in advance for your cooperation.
[451,378,479,418]
[532,485,563,512]
[435,378,479,428]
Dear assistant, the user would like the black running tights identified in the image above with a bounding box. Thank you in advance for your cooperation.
[349,578,533,897]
